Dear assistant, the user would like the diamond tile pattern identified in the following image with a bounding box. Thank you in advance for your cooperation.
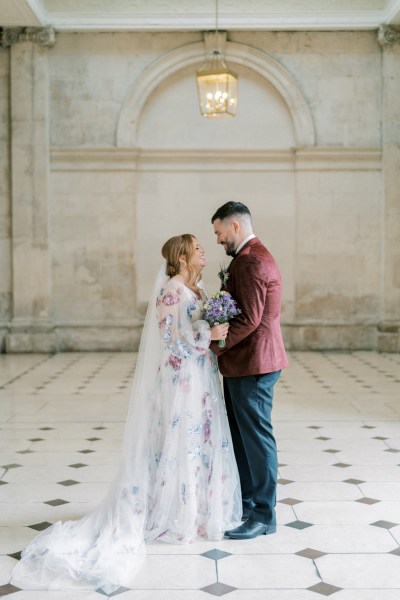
[97,586,130,597]
[295,548,327,560]
[57,479,80,486]
[371,520,399,529]
[307,582,342,595]
[201,582,237,596]
[356,497,380,505]
[285,520,314,530]
[201,549,232,560]
[28,522,53,531]
[0,584,21,597]
[343,478,365,485]
[279,497,303,505]
[1,350,400,599]
[44,498,69,506]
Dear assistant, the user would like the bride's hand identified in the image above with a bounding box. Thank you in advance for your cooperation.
[210,323,229,341]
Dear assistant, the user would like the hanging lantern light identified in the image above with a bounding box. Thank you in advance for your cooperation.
[196,49,238,118]
[196,5,238,118]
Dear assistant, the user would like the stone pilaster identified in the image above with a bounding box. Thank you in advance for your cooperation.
[0,45,11,351]
[1,27,56,48]
[378,29,400,352]
[5,37,55,353]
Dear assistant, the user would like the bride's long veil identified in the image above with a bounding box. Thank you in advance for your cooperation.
[11,263,169,594]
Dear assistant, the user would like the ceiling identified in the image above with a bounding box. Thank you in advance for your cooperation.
[1,0,400,31]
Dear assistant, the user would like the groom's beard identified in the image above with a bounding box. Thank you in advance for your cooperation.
[224,240,237,256]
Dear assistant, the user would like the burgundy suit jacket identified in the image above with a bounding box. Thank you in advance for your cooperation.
[211,237,288,377]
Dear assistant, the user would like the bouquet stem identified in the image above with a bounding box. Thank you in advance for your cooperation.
[218,339,226,348]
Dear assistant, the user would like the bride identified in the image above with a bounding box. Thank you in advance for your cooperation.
[11,233,242,594]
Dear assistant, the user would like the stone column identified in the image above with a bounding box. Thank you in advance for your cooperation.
[378,27,400,351]
[3,27,56,352]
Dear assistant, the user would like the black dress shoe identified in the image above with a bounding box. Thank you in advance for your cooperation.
[225,518,276,540]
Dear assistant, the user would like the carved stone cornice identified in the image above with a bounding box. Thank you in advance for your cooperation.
[377,25,400,46]
[1,26,56,48]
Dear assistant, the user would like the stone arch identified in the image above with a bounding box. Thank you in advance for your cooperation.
[116,40,315,147]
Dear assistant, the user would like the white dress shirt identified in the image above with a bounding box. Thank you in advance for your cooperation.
[236,233,256,255]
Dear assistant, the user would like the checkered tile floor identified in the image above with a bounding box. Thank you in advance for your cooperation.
[0,351,400,599]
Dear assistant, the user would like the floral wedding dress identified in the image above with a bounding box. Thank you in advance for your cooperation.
[11,272,241,594]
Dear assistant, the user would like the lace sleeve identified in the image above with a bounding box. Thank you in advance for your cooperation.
[157,282,211,356]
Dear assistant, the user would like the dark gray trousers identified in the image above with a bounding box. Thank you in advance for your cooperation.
[224,370,281,525]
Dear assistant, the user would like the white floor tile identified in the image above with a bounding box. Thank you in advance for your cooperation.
[316,554,400,588]
[334,591,400,600]
[117,592,210,600]
[0,527,37,554]
[277,482,361,502]
[218,554,319,588]
[390,524,400,545]
[359,482,400,501]
[9,592,105,600]
[284,523,397,553]
[295,500,400,525]
[226,592,321,600]
[128,555,215,589]
[0,503,53,526]
[0,556,18,585]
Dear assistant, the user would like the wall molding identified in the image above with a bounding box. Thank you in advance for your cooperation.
[17,11,398,33]
[2,321,399,353]
[50,147,382,173]
[50,147,138,171]
[293,147,382,171]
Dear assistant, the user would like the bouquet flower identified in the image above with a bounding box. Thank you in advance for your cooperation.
[203,291,241,347]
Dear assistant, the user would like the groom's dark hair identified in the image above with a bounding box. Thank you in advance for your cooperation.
[211,202,252,223]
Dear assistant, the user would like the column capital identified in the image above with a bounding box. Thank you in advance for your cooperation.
[377,25,400,46]
[1,26,56,48]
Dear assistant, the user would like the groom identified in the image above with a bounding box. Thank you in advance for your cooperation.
[210,201,288,539]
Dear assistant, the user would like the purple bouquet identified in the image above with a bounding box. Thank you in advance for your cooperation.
[202,291,241,347]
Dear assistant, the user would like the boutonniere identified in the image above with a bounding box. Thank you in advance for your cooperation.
[218,265,230,286]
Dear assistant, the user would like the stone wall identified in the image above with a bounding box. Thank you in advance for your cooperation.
[0,48,11,347]
[1,29,399,352]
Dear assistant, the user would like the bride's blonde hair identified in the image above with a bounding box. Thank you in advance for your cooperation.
[161,234,201,294]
